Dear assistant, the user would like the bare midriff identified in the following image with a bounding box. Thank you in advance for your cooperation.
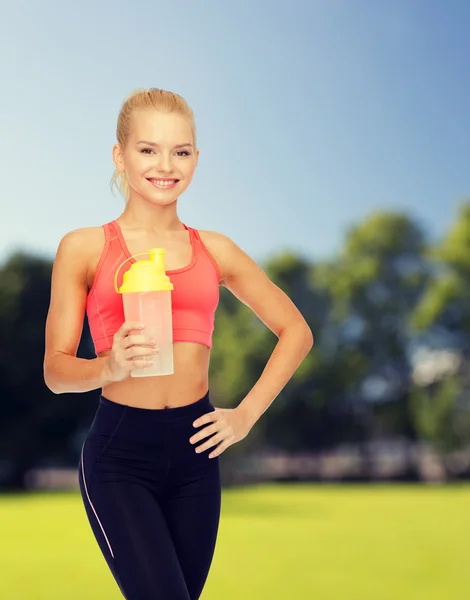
[98,342,211,409]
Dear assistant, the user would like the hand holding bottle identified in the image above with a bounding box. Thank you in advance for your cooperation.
[104,322,159,382]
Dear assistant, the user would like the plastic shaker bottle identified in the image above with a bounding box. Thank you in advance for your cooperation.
[114,249,174,377]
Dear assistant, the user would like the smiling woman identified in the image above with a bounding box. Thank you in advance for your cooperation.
[43,87,313,599]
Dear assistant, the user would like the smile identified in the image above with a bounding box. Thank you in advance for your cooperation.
[147,178,179,189]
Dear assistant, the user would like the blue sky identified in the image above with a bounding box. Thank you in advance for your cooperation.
[0,0,468,266]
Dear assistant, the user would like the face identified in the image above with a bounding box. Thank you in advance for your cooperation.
[113,109,199,203]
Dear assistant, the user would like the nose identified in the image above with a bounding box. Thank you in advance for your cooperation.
[155,152,174,175]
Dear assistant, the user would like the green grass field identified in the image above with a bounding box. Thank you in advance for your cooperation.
[0,483,467,599]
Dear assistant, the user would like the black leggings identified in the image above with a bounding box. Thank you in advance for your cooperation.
[78,390,221,600]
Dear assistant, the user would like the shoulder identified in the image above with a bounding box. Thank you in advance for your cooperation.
[195,229,310,339]
[195,229,263,286]
[195,229,232,251]
[54,226,106,276]
[56,226,105,257]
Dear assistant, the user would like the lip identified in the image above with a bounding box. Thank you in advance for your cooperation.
[147,178,179,190]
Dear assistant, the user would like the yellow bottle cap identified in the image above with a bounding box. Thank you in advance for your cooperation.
[115,248,174,293]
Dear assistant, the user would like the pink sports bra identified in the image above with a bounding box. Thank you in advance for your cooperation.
[86,220,221,354]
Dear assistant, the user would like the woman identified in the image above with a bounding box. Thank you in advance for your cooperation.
[43,88,313,600]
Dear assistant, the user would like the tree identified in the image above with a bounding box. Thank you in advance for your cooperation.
[0,251,97,490]
[313,212,431,477]
[409,201,470,472]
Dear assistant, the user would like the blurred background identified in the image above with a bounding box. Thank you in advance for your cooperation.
[0,0,469,598]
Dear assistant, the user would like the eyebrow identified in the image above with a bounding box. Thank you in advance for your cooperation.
[136,140,194,148]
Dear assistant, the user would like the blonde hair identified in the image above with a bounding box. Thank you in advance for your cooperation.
[110,88,196,201]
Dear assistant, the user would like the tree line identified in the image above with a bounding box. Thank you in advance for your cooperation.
[0,202,469,489]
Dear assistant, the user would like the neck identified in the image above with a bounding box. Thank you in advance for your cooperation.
[118,196,184,233]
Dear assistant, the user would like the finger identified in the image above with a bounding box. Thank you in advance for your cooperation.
[192,411,218,428]
[115,322,145,341]
[209,437,233,459]
[122,334,157,350]
[195,431,226,453]
[125,347,159,360]
[190,423,219,444]
[131,358,155,369]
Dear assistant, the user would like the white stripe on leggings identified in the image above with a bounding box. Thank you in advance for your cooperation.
[81,441,115,559]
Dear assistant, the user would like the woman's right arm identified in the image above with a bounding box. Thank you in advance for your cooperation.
[43,229,113,394]
[43,229,158,394]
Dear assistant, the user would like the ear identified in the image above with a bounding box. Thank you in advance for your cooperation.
[195,148,200,167]
[112,143,125,172]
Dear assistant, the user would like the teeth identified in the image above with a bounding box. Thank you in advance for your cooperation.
[150,179,177,186]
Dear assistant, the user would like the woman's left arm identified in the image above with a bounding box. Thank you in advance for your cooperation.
[189,231,314,458]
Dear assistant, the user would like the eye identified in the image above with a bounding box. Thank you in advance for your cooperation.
[140,148,191,156]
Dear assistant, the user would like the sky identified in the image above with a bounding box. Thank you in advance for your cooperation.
[0,0,469,266]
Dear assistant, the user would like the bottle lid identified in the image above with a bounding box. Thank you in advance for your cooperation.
[117,248,174,293]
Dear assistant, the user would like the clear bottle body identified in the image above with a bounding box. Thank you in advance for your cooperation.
[122,290,174,377]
